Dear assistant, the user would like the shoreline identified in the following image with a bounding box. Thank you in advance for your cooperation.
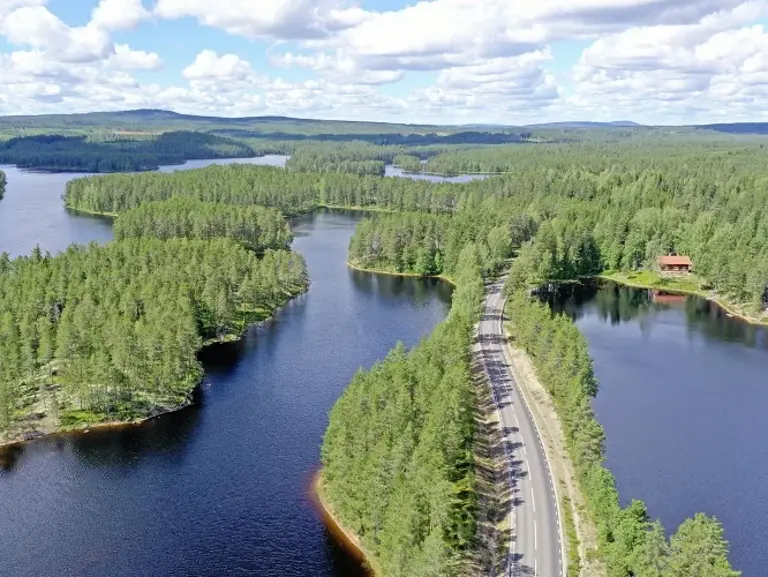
[0,400,192,453]
[64,206,118,218]
[346,260,456,286]
[310,471,378,576]
[597,272,768,328]
[0,291,305,452]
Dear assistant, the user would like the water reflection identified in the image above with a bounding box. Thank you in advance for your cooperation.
[542,278,768,576]
[540,280,767,349]
[350,269,453,306]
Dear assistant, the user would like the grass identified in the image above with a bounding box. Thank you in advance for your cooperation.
[562,495,582,576]
[600,269,703,294]
[347,259,457,286]
[60,410,107,428]
[599,268,768,326]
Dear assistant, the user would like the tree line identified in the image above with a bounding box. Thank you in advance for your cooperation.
[0,132,255,172]
[0,239,308,442]
[286,152,386,176]
[0,169,5,200]
[322,244,485,577]
[392,154,423,173]
[348,209,535,278]
[503,291,739,576]
[113,198,293,252]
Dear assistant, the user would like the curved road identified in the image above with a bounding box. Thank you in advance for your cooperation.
[477,280,564,577]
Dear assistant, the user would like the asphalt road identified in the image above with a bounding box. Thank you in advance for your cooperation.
[478,280,564,577]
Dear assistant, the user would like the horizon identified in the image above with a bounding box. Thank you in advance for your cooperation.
[0,1,767,125]
[0,107,762,129]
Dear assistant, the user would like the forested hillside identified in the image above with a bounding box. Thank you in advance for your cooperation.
[0,169,6,200]
[322,244,485,577]
[113,198,293,251]
[0,131,254,172]
[0,240,308,443]
[504,292,739,576]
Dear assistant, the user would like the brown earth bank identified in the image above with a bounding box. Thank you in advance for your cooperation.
[311,472,378,576]
[346,260,456,286]
[0,299,304,452]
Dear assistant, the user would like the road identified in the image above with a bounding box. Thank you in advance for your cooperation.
[477,280,564,577]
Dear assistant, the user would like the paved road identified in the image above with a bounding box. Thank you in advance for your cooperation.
[477,280,564,577]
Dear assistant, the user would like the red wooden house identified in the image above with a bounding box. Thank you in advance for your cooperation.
[657,255,693,274]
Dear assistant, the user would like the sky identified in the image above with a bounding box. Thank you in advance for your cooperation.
[1,0,768,125]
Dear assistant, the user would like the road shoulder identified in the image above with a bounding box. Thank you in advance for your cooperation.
[503,313,607,577]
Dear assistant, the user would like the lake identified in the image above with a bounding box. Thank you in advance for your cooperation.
[0,155,485,258]
[0,202,453,576]
[542,281,768,576]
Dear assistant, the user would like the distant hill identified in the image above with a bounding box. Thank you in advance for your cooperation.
[697,123,768,135]
[0,109,452,136]
[525,121,642,128]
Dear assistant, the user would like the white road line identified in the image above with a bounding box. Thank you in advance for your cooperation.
[531,488,536,512]
[534,519,538,550]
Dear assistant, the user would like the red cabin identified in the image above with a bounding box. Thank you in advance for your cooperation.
[657,255,692,274]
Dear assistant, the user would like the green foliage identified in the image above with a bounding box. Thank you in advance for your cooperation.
[0,239,308,439]
[504,292,740,576]
[322,244,485,577]
[285,144,394,176]
[0,169,5,200]
[348,208,532,278]
[0,131,254,172]
[393,154,423,172]
[113,198,293,251]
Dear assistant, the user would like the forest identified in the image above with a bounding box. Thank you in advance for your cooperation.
[322,243,485,577]
[113,198,293,252]
[66,139,768,312]
[0,132,254,172]
[348,210,534,278]
[286,152,386,176]
[504,291,739,576]
[0,239,308,443]
[0,169,5,200]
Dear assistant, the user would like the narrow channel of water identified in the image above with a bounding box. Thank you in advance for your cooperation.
[0,210,452,577]
[541,281,768,576]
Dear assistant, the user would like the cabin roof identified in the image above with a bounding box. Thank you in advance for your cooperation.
[657,255,692,266]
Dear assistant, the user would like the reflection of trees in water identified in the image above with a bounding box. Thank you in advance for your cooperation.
[0,405,201,473]
[0,443,24,471]
[349,269,453,306]
[67,402,202,470]
[683,298,763,348]
[321,527,371,577]
[541,280,768,350]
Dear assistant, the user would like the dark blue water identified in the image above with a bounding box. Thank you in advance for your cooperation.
[0,210,452,576]
[544,282,768,576]
[0,156,290,258]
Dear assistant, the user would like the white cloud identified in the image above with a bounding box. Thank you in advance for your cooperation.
[566,3,768,123]
[154,0,368,40]
[91,0,150,31]
[183,50,256,81]
[110,44,162,70]
[3,0,768,123]
[0,6,110,63]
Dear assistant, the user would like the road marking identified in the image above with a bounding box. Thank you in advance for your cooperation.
[534,519,538,550]
[531,488,536,512]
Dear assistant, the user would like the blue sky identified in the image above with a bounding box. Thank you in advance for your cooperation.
[0,0,767,124]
